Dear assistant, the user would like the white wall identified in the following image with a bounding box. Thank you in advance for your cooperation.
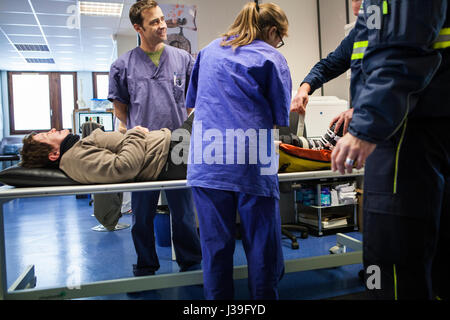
[276,0,320,93]
[318,0,351,101]
[116,34,138,58]
[116,0,321,92]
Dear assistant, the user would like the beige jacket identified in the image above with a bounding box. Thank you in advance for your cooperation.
[60,128,171,184]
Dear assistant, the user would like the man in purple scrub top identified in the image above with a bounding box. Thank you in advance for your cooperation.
[108,0,201,278]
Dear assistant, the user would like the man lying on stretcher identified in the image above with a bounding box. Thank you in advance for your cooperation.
[20,113,193,184]
[20,110,342,184]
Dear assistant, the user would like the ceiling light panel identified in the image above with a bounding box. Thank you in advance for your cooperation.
[80,1,123,17]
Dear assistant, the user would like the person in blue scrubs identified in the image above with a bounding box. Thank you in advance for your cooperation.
[186,2,292,299]
[291,0,362,134]
[108,0,201,277]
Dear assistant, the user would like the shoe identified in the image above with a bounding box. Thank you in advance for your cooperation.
[280,122,344,151]
[133,264,156,277]
[91,223,130,232]
[122,209,133,215]
[316,122,344,150]
[179,263,202,272]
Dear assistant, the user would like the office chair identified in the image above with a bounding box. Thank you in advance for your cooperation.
[278,111,309,249]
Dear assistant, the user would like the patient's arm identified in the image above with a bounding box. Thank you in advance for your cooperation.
[118,121,127,134]
[59,128,148,184]
[113,100,128,126]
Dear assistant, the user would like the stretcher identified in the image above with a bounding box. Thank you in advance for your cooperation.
[0,169,364,300]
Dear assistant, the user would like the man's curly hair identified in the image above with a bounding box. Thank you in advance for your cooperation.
[20,133,55,168]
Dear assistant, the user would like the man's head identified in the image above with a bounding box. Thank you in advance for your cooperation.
[352,0,362,17]
[20,129,70,168]
[129,0,167,48]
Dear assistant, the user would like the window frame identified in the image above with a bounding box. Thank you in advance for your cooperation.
[92,72,109,99]
[7,71,78,135]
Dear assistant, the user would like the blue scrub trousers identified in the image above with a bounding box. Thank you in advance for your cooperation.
[362,119,450,299]
[131,188,202,276]
[191,187,285,300]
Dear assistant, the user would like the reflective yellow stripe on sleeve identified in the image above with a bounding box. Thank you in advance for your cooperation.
[351,40,369,60]
[383,1,388,15]
[433,28,450,49]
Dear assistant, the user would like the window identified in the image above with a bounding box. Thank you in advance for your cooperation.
[92,72,109,99]
[8,72,77,134]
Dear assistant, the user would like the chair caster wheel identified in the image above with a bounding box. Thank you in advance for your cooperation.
[292,242,299,250]
[301,232,308,239]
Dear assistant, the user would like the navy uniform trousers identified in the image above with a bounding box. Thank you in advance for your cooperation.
[362,118,450,300]
[131,189,202,276]
[191,187,285,300]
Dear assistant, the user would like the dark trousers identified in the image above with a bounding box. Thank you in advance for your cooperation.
[191,187,285,300]
[93,193,123,231]
[131,188,202,275]
[362,119,450,300]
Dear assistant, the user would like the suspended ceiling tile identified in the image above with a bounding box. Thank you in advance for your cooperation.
[20,51,54,59]
[44,27,79,37]
[7,35,46,44]
[31,0,77,15]
[83,27,115,37]
[80,15,120,29]
[36,14,71,27]
[0,51,22,59]
[46,36,80,46]
[0,25,42,36]
[0,0,33,13]
[0,12,37,25]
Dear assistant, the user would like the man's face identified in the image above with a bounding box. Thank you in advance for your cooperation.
[33,128,70,150]
[135,6,167,46]
[352,0,362,17]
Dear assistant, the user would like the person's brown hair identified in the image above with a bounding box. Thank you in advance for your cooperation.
[129,0,159,27]
[221,2,289,49]
[20,133,55,168]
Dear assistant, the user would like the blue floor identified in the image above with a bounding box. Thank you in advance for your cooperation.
[2,195,365,300]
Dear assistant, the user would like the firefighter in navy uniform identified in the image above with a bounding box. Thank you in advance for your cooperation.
[331,0,450,299]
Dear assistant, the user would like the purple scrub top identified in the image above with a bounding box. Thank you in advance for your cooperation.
[186,38,292,199]
[108,45,194,131]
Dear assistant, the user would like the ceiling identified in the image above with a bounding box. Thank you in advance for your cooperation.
[0,0,138,72]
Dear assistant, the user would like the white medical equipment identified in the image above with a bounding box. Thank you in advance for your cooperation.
[304,96,349,138]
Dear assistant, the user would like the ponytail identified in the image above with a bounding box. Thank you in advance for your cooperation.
[221,2,289,50]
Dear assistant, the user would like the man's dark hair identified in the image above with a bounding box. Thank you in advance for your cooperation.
[20,133,55,168]
[129,0,159,26]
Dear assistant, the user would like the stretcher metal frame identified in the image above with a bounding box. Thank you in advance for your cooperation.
[0,169,364,300]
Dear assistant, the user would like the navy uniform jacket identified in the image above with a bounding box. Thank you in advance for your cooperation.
[302,27,357,94]
[348,0,450,144]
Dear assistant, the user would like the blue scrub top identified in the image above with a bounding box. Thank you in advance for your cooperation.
[108,45,194,131]
[186,38,292,199]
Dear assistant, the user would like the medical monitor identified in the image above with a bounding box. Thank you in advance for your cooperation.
[77,112,114,134]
